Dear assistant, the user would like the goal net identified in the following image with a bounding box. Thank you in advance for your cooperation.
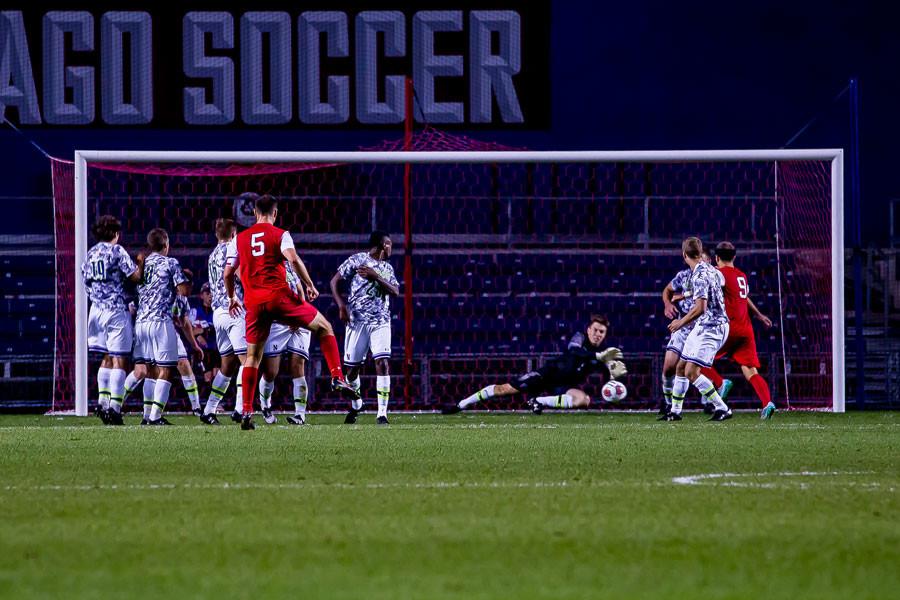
[50,133,844,414]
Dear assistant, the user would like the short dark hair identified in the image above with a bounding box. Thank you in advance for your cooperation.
[92,215,122,242]
[682,237,703,259]
[589,314,609,329]
[369,230,390,248]
[254,194,278,215]
[715,241,737,262]
[147,228,169,252]
[215,217,236,241]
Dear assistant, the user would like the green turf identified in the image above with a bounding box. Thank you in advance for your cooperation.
[0,412,897,599]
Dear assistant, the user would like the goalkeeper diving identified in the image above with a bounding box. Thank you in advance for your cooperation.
[442,314,627,414]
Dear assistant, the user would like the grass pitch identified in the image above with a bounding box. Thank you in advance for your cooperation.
[0,412,897,599]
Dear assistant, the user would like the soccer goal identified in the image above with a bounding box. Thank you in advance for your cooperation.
[51,142,844,415]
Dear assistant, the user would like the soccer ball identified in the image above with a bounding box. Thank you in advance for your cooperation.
[601,380,627,402]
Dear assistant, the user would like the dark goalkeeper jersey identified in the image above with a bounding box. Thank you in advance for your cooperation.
[543,332,611,386]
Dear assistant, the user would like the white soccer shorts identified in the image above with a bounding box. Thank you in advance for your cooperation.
[680,322,730,368]
[87,305,133,356]
[343,321,391,366]
[665,323,695,356]
[264,324,311,359]
[176,334,188,360]
[213,307,247,356]
[134,320,179,367]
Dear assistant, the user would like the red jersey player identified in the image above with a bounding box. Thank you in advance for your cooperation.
[224,194,358,430]
[701,241,777,419]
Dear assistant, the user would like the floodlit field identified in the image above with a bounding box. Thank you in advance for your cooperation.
[0,412,897,599]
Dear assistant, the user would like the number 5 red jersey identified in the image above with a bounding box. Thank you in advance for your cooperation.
[718,265,752,333]
[234,222,292,306]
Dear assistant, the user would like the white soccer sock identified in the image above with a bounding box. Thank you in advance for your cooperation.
[182,375,200,410]
[108,369,127,412]
[97,367,112,409]
[459,384,495,409]
[376,375,390,417]
[142,379,157,419]
[671,376,689,414]
[693,374,727,411]
[205,371,232,414]
[535,394,574,409]
[234,366,244,413]
[259,376,275,410]
[149,380,172,421]
[662,375,674,408]
[293,377,308,415]
[124,371,143,397]
[349,377,363,411]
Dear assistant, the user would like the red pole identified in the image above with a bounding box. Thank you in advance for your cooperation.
[403,76,414,409]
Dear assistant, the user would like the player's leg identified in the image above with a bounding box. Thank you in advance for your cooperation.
[661,350,680,415]
[372,324,392,424]
[147,321,180,424]
[533,387,590,410]
[285,330,311,425]
[176,336,201,415]
[141,363,157,423]
[733,334,774,417]
[202,351,236,424]
[87,305,111,416]
[258,354,282,424]
[97,355,113,416]
[104,310,133,424]
[134,322,156,423]
[446,380,523,413]
[239,304,273,429]
[341,323,366,423]
[682,325,731,421]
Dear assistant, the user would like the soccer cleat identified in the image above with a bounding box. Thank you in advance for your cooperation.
[200,413,220,426]
[441,404,462,415]
[140,418,150,426]
[106,410,125,426]
[286,414,306,426]
[332,378,361,400]
[657,402,670,416]
[760,402,776,420]
[530,399,543,415]
[664,412,683,421]
[147,418,171,426]
[262,407,277,425]
[709,408,733,422]
[718,379,734,402]
[376,415,389,426]
[95,406,110,425]
[702,402,715,415]
[230,411,243,423]
[240,416,256,430]
[343,408,360,424]
[192,407,203,417]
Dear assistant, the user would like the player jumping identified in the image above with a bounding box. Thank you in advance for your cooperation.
[224,194,358,430]
[329,231,400,425]
[442,315,626,414]
[663,237,732,422]
[701,241,776,419]
[81,215,144,424]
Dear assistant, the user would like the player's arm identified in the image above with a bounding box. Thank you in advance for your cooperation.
[282,248,313,302]
[747,297,773,328]
[329,271,350,322]
[662,283,679,319]
[126,252,145,284]
[224,241,243,316]
[356,266,400,297]
[669,298,706,332]
[178,311,204,359]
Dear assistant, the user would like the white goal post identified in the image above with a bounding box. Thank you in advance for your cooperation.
[73,148,845,415]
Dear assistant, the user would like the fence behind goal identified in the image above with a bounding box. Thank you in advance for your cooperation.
[51,134,840,413]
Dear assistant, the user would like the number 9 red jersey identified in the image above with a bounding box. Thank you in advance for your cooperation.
[718,265,751,334]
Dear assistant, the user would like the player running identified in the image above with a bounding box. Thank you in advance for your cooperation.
[224,194,358,430]
[133,228,190,425]
[701,241,776,419]
[663,237,732,422]
[81,215,144,424]
[329,231,400,425]
[442,315,627,414]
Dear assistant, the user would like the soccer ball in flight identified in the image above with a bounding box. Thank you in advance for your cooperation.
[601,380,627,402]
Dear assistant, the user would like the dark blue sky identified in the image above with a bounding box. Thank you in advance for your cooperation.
[1,0,894,241]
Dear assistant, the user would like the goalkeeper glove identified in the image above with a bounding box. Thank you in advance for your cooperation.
[595,347,623,363]
[607,360,627,380]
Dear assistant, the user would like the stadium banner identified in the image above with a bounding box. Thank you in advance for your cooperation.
[0,1,550,128]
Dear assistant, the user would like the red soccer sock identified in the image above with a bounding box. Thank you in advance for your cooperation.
[701,366,724,389]
[320,334,344,379]
[749,373,772,408]
[242,366,259,415]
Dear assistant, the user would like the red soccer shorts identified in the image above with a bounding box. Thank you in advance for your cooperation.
[245,294,319,345]
[715,327,760,369]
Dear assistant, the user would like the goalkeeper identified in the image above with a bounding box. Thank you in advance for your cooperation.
[442,314,627,414]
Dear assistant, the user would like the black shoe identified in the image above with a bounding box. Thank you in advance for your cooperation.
[663,412,683,422]
[192,407,203,417]
[147,418,170,426]
[96,406,110,424]
[241,416,256,430]
[376,415,389,426]
[106,410,124,426]
[709,409,733,422]
[286,414,306,426]
[140,418,150,426]
[200,413,220,426]
[344,408,360,424]
[441,404,462,415]
[657,402,671,416]
[262,407,277,425]
[703,403,715,415]
[530,400,543,415]
[230,411,242,423]
[332,378,361,399]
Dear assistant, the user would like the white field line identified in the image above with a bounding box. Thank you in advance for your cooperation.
[671,471,893,491]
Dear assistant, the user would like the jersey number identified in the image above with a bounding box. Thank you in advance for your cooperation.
[89,259,106,281]
[251,233,265,257]
[737,276,749,298]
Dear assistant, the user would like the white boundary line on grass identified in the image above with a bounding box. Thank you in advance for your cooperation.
[671,471,890,491]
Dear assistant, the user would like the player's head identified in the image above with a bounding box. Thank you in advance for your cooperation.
[586,314,609,346]
[701,249,712,264]
[369,230,392,258]
[92,215,122,244]
[214,217,236,242]
[147,228,169,255]
[715,241,736,266]
[254,194,278,222]
[200,282,211,306]
[681,237,703,263]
